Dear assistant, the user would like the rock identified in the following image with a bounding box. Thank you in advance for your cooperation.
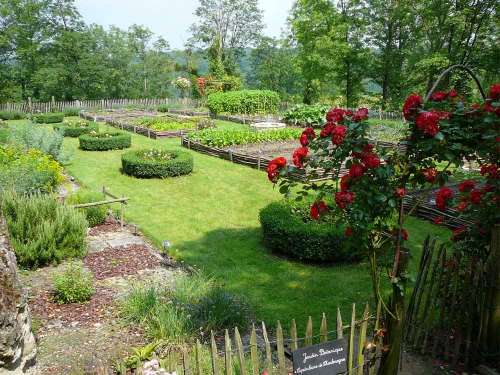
[0,222,37,373]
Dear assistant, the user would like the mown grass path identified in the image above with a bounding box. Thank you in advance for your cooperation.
[63,122,449,329]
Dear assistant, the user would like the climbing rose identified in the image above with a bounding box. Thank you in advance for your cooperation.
[448,89,458,98]
[331,125,347,145]
[458,180,475,192]
[401,228,409,241]
[452,226,467,242]
[340,175,351,191]
[470,189,483,205]
[433,216,444,225]
[435,187,454,211]
[362,153,381,169]
[310,201,328,220]
[415,112,440,136]
[431,110,451,120]
[326,108,345,123]
[489,83,500,100]
[422,168,438,183]
[456,201,469,212]
[344,227,353,237]
[349,163,365,178]
[352,108,369,122]
[480,164,499,179]
[395,188,406,198]
[403,94,422,120]
[320,122,335,137]
[300,127,316,146]
[292,147,308,168]
[429,91,448,102]
[363,144,374,153]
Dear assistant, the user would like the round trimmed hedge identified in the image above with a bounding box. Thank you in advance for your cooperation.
[79,132,131,151]
[54,121,98,137]
[33,112,64,124]
[121,149,193,178]
[259,200,361,263]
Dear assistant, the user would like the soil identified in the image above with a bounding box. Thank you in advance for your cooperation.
[230,140,299,160]
[20,223,182,374]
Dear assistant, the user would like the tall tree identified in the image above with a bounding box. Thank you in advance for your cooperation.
[189,0,264,76]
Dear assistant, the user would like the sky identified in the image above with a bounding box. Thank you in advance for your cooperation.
[74,0,296,49]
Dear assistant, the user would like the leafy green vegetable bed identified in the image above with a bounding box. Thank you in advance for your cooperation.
[187,128,302,148]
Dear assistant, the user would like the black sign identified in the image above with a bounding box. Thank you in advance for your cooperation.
[292,339,348,375]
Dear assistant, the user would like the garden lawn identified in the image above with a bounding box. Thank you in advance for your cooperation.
[62,122,450,330]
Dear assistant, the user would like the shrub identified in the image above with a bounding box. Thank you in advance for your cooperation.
[8,123,66,162]
[121,149,193,178]
[79,132,131,151]
[0,145,64,194]
[156,104,169,113]
[53,262,94,304]
[63,107,81,116]
[1,193,88,269]
[259,200,359,262]
[0,121,9,144]
[207,90,280,115]
[67,190,108,227]
[54,119,98,137]
[282,104,330,126]
[0,111,26,120]
[187,128,302,148]
[32,112,64,124]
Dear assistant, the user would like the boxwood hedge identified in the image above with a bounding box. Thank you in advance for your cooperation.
[33,112,64,124]
[54,120,98,137]
[0,111,26,120]
[259,200,361,263]
[207,90,280,115]
[121,149,193,178]
[79,132,131,151]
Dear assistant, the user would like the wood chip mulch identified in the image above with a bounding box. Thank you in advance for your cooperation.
[88,223,123,236]
[30,286,116,327]
[83,244,161,280]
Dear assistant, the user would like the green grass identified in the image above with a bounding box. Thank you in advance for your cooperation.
[56,120,450,330]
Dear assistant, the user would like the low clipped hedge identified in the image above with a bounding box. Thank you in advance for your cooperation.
[207,90,280,115]
[79,132,131,151]
[259,200,361,263]
[54,120,98,137]
[121,149,193,178]
[33,112,64,124]
[0,111,26,120]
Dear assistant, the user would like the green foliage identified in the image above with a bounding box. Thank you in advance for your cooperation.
[0,111,26,120]
[187,128,302,148]
[62,108,81,116]
[121,149,193,178]
[282,104,330,126]
[207,90,280,114]
[8,123,66,162]
[79,132,131,151]
[33,112,64,124]
[156,104,169,113]
[67,190,108,227]
[259,200,358,262]
[0,145,64,194]
[121,273,250,342]
[53,262,94,304]
[54,119,98,137]
[134,117,197,131]
[1,193,88,269]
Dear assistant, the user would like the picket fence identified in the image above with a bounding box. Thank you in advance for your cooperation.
[141,303,382,375]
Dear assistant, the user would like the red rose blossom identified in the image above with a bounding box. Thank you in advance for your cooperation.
[310,201,328,220]
[300,127,316,146]
[435,186,454,211]
[363,144,374,153]
[320,123,335,137]
[362,153,381,169]
[448,89,458,98]
[480,164,499,179]
[488,83,500,100]
[352,108,369,122]
[349,163,365,179]
[331,125,347,145]
[403,94,422,120]
[340,175,351,191]
[433,216,444,225]
[415,111,440,137]
[458,180,475,192]
[292,147,308,168]
[422,168,438,183]
[456,201,468,211]
[326,108,345,123]
[335,191,355,209]
[452,226,466,242]
[395,187,406,198]
[470,189,483,205]
[266,157,287,182]
[431,110,451,120]
[430,91,448,102]
[344,227,353,237]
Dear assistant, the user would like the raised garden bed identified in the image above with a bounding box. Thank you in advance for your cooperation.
[121,148,193,178]
[79,132,131,151]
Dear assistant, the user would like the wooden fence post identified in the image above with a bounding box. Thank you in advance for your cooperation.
[224,330,233,375]
[210,331,220,375]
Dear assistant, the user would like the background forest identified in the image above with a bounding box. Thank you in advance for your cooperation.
[0,0,498,110]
